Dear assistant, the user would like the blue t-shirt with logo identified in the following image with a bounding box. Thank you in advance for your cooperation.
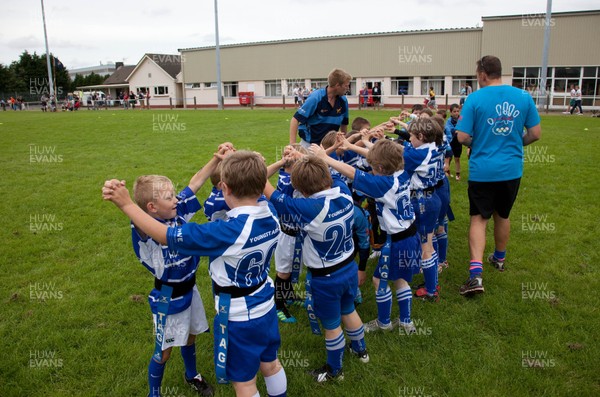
[456,85,540,182]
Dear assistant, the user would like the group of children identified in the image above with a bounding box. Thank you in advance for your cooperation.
[101,104,462,397]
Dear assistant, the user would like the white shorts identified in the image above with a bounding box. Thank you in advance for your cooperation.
[152,286,209,350]
[275,232,301,274]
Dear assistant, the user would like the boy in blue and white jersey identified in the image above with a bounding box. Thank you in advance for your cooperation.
[314,139,421,335]
[403,118,443,302]
[265,144,308,324]
[432,115,453,274]
[103,148,287,397]
[203,165,230,222]
[126,155,224,396]
[264,155,368,383]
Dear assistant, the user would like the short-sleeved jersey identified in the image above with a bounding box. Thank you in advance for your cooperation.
[166,202,280,321]
[456,85,541,182]
[353,170,414,234]
[204,186,230,221]
[269,177,355,270]
[403,142,439,190]
[353,204,370,250]
[294,87,349,144]
[132,186,201,315]
[433,145,446,183]
[276,169,294,196]
[276,169,302,232]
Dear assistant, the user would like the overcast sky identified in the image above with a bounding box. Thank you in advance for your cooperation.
[0,0,596,69]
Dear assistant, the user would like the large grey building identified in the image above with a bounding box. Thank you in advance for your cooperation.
[178,10,600,110]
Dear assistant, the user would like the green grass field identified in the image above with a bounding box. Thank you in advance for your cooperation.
[1,108,599,397]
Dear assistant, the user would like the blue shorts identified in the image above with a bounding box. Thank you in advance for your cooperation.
[435,178,451,227]
[215,307,280,382]
[411,191,442,242]
[374,234,421,282]
[311,262,358,330]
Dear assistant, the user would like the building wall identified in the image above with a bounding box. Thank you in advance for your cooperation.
[481,12,600,69]
[179,11,600,109]
[128,57,180,106]
[181,29,482,84]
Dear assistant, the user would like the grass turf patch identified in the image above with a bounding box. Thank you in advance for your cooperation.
[1,109,599,396]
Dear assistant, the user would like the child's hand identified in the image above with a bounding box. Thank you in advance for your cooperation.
[218,142,235,152]
[309,144,326,158]
[283,145,295,157]
[337,136,352,151]
[102,179,132,208]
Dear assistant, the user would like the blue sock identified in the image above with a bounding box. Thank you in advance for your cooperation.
[421,256,438,295]
[437,227,448,263]
[432,252,439,291]
[180,343,198,380]
[493,249,506,261]
[375,284,392,325]
[148,359,166,397]
[325,331,345,374]
[396,286,412,324]
[432,234,438,258]
[469,261,483,279]
[346,325,366,353]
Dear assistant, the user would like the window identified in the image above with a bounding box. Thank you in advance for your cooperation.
[512,67,550,94]
[223,82,238,98]
[451,77,477,95]
[391,77,413,95]
[185,83,201,89]
[204,82,217,89]
[310,79,328,90]
[287,79,304,96]
[421,77,444,96]
[265,80,281,97]
[154,86,169,95]
[347,79,356,96]
[554,67,580,78]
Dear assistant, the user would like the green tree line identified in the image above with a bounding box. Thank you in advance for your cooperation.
[0,51,109,101]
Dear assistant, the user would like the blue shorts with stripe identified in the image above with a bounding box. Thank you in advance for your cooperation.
[214,307,280,383]
[373,234,421,283]
[310,261,358,330]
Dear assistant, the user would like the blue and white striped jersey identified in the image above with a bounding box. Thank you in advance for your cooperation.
[166,202,280,321]
[203,186,230,221]
[269,176,355,270]
[276,169,294,196]
[403,142,439,190]
[353,170,414,234]
[132,186,201,315]
[434,145,446,183]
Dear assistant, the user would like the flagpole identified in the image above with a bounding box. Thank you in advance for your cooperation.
[41,0,55,99]
[214,0,223,110]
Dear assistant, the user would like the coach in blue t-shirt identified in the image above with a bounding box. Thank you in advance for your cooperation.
[289,68,351,146]
[456,55,541,297]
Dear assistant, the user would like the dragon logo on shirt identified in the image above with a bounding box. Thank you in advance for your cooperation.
[487,101,520,136]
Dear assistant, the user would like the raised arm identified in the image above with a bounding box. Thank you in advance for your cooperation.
[289,117,300,145]
[188,142,234,193]
[266,158,286,178]
[102,180,168,244]
[310,144,357,181]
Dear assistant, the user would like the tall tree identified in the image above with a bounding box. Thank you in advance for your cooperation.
[6,51,70,100]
